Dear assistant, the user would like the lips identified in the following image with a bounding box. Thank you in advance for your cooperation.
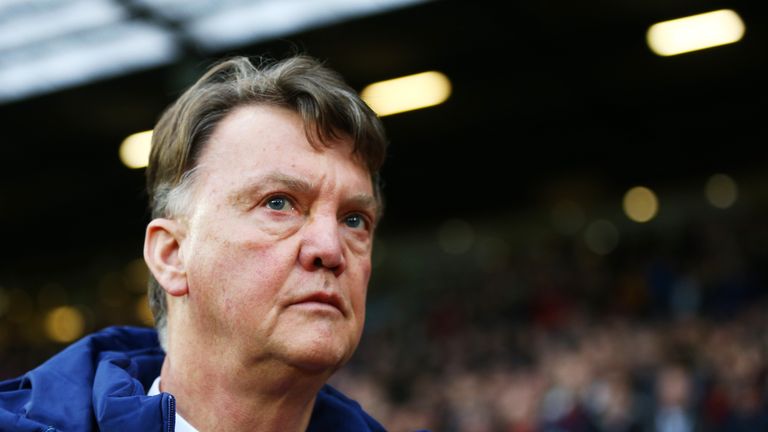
[290,292,345,316]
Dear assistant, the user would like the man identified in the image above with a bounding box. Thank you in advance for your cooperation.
[0,54,389,431]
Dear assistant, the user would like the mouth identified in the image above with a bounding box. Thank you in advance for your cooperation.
[289,292,345,316]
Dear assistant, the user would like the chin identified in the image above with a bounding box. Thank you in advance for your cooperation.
[283,334,358,374]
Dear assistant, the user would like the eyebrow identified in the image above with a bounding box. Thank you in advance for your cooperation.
[346,193,380,219]
[228,172,313,206]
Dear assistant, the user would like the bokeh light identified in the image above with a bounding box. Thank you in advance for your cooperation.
[705,173,738,209]
[119,130,152,169]
[44,306,85,343]
[623,186,659,223]
[584,220,620,255]
[647,9,745,56]
[361,71,451,116]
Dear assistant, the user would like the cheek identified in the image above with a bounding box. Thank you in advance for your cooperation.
[186,229,296,309]
[349,257,372,314]
[360,258,372,288]
[344,231,373,257]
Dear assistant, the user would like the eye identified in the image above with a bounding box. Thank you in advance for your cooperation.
[265,195,293,211]
[343,213,367,230]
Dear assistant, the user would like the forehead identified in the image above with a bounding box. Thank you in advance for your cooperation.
[195,104,372,191]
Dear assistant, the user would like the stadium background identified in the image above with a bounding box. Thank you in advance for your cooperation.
[1,1,767,430]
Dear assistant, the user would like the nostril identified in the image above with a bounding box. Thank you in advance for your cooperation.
[313,256,342,275]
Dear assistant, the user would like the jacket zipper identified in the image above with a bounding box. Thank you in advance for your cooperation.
[168,394,176,432]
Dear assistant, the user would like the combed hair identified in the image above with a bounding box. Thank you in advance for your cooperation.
[145,55,388,349]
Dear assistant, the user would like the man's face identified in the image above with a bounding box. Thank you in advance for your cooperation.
[178,104,376,373]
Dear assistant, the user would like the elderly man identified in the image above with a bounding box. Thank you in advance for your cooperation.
[0,54,388,431]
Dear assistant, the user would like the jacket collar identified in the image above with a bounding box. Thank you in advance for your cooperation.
[23,326,170,431]
[4,325,385,431]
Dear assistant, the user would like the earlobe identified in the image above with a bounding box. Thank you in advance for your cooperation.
[144,218,188,297]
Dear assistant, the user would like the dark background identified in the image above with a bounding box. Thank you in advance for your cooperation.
[1,1,767,430]
[2,0,766,249]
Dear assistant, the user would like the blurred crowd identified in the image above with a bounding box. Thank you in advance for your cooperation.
[334,304,768,432]
[331,213,768,432]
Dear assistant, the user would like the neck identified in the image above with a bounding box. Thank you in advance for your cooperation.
[160,334,330,432]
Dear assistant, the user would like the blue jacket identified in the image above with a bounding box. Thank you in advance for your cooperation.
[0,326,386,432]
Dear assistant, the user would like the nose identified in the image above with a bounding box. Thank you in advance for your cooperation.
[298,214,345,276]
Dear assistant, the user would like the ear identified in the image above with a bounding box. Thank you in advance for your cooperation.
[144,218,188,297]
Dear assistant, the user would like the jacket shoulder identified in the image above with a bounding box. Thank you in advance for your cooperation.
[0,326,165,432]
[308,384,387,432]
